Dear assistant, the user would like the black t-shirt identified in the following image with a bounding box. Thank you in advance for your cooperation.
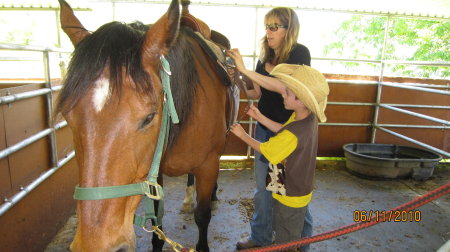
[255,43,311,125]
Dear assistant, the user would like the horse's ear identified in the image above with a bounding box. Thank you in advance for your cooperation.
[141,0,180,66]
[58,0,90,47]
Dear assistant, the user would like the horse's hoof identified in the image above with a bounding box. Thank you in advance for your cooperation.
[180,202,194,213]
[211,200,219,211]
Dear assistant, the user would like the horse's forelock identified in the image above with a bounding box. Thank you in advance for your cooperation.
[56,21,152,115]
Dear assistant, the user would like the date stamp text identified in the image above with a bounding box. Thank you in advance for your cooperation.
[353,210,422,222]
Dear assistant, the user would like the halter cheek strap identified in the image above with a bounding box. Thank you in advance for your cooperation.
[73,55,179,228]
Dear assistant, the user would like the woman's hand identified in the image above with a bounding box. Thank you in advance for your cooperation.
[227,48,246,73]
[246,104,262,121]
[230,123,247,139]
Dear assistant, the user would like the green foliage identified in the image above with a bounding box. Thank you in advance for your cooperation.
[324,15,450,78]
[3,30,33,45]
[0,16,34,45]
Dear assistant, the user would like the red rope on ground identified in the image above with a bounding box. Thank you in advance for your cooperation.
[243,182,450,252]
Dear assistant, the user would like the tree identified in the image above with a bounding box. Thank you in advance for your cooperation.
[324,15,450,78]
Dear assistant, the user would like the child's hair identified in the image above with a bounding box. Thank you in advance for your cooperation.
[260,7,300,65]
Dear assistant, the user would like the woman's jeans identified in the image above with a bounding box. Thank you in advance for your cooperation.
[250,123,313,251]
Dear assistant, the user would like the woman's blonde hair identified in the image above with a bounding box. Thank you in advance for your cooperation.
[260,7,300,65]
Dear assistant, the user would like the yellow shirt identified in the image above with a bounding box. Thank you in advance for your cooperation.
[259,112,313,208]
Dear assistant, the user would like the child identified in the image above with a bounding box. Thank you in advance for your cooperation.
[230,64,329,248]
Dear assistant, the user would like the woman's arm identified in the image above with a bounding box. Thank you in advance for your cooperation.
[229,67,261,99]
[240,68,286,95]
[228,48,286,96]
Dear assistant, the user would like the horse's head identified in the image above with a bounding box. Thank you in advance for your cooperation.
[57,0,180,251]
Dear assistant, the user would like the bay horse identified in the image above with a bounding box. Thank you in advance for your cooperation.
[56,0,234,251]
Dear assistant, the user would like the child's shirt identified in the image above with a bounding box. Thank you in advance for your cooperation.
[260,112,318,208]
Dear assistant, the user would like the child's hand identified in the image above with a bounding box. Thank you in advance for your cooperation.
[230,123,247,138]
[246,104,261,121]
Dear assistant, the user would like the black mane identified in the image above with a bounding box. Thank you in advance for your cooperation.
[57,21,151,114]
[56,21,199,149]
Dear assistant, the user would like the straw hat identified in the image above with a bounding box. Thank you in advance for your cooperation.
[270,64,329,122]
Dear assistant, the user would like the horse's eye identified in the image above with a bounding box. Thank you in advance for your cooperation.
[140,112,156,129]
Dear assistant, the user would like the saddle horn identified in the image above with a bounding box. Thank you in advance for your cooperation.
[180,0,211,39]
[58,0,90,46]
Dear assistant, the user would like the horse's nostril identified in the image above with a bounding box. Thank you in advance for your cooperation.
[116,244,129,252]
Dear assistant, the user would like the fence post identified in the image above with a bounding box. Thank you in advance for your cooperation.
[43,50,59,168]
[371,15,392,143]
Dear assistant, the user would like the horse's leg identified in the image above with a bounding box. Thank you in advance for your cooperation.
[193,156,219,252]
[182,174,219,212]
[211,182,219,210]
[181,173,195,213]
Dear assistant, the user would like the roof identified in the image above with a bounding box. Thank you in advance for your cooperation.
[1,0,449,19]
[193,0,450,19]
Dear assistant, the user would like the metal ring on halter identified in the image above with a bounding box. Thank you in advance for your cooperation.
[142,225,155,233]
[160,55,172,75]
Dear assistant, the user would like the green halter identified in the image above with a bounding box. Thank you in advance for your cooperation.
[73,55,179,228]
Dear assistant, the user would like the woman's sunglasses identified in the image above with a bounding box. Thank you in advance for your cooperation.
[265,24,287,32]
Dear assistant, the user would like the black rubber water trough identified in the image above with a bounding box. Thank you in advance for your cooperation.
[343,143,442,180]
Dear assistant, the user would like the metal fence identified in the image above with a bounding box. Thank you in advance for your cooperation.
[238,56,450,159]
[0,45,448,219]
[0,43,74,216]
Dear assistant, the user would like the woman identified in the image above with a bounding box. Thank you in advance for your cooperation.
[228,7,313,251]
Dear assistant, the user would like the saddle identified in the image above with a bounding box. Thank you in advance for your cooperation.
[180,0,239,130]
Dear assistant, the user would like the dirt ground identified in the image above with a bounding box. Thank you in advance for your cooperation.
[45,161,450,252]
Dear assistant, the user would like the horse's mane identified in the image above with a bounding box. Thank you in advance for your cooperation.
[56,21,200,150]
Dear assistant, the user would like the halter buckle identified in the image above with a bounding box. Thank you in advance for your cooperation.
[144,181,162,200]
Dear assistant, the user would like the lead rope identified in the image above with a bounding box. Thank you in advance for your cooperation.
[243,182,450,251]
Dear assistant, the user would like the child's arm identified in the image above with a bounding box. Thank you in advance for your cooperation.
[246,104,283,133]
[230,124,261,153]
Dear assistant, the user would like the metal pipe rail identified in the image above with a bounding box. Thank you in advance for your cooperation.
[329,79,449,89]
[315,60,449,155]
[0,43,73,216]
[0,86,62,105]
[0,43,70,53]
[378,124,449,130]
[0,151,75,216]
[0,128,53,160]
[376,127,450,158]
[314,57,450,68]
[381,82,450,95]
[239,80,449,158]
[379,104,450,126]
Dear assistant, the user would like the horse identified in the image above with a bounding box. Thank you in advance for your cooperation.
[56,0,235,251]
